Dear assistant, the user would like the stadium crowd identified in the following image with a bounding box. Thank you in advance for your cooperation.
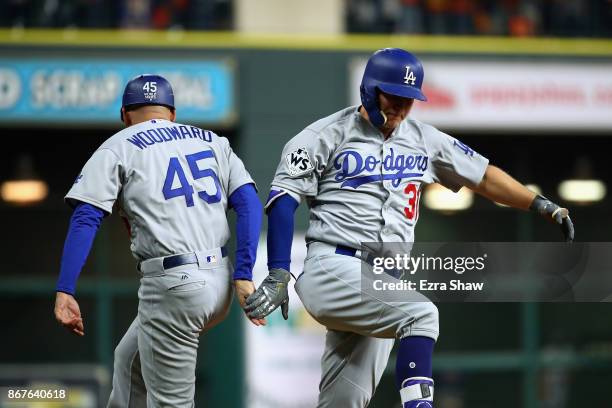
[348,0,612,37]
[1,0,611,37]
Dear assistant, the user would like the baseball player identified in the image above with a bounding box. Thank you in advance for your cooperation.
[53,74,265,407]
[245,48,574,408]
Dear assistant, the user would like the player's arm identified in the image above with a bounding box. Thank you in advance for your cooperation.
[266,191,299,275]
[55,202,107,336]
[427,127,574,242]
[244,190,298,320]
[470,165,535,209]
[244,128,330,320]
[227,183,266,326]
[471,165,574,241]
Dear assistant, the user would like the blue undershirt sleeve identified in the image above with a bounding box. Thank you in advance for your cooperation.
[266,194,299,272]
[228,183,263,281]
[56,202,106,295]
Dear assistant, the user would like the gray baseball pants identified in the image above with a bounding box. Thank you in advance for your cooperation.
[107,248,233,408]
[295,242,439,408]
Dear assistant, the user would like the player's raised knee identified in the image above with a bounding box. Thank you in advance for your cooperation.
[398,302,439,341]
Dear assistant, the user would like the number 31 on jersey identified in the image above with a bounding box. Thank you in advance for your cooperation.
[404,182,421,221]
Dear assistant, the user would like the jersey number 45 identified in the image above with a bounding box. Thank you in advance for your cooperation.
[162,150,222,207]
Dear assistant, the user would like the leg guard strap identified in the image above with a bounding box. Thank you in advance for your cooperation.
[400,377,434,403]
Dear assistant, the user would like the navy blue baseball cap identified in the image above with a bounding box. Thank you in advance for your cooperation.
[121,74,175,120]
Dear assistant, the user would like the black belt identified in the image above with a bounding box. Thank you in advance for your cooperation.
[142,247,228,271]
[335,244,403,278]
[335,244,376,266]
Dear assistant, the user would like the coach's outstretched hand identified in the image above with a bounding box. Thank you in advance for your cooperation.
[54,292,84,336]
[244,268,291,320]
[234,280,267,326]
[530,195,575,242]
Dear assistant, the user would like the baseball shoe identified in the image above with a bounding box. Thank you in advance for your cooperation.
[401,377,434,408]
[404,402,433,408]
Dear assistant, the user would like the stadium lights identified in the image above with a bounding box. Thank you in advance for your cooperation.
[558,180,606,204]
[558,157,606,205]
[0,155,48,206]
[1,180,49,204]
[495,183,541,207]
[424,183,473,213]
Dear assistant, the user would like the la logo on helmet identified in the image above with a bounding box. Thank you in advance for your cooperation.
[404,66,417,86]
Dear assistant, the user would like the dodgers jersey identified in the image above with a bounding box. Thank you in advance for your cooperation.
[66,119,254,261]
[269,106,489,247]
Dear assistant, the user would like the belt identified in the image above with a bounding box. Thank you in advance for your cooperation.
[335,244,376,266]
[335,244,403,278]
[138,246,228,273]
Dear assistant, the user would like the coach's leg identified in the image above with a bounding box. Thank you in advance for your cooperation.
[138,316,200,408]
[317,329,394,408]
[107,318,147,408]
[137,264,209,408]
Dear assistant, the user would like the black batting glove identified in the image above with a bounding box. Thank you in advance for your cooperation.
[529,194,575,242]
[244,268,291,320]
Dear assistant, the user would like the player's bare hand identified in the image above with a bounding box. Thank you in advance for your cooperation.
[244,268,291,320]
[529,195,575,242]
[234,280,267,326]
[54,292,85,336]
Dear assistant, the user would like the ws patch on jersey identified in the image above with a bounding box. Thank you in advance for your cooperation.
[286,147,314,177]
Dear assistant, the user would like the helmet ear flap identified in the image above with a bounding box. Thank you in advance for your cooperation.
[379,110,387,126]
[361,85,386,128]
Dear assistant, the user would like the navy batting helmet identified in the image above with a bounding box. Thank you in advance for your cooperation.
[120,74,175,120]
[360,48,427,127]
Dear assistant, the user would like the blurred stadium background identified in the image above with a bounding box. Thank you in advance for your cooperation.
[1,0,611,407]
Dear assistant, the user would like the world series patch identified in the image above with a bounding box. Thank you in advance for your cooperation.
[286,147,314,177]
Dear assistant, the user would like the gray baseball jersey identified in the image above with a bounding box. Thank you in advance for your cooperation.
[269,106,488,407]
[268,105,489,247]
[66,118,254,261]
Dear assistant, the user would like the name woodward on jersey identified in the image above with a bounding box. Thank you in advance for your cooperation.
[126,124,213,149]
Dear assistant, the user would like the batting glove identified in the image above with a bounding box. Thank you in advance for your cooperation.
[529,194,575,242]
[244,268,291,320]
